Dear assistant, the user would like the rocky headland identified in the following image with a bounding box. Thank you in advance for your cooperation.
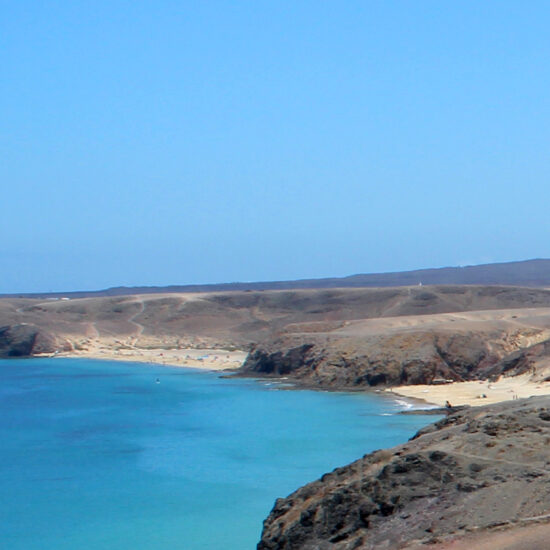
[0,323,58,357]
[240,308,550,390]
[258,396,550,550]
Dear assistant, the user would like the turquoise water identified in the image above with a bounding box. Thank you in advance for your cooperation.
[0,358,437,549]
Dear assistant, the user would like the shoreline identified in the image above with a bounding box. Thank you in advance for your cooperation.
[37,353,442,414]
[32,346,550,409]
[29,351,440,413]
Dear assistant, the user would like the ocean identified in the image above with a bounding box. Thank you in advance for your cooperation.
[0,358,438,549]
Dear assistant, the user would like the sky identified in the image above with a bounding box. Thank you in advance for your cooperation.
[2,1,550,293]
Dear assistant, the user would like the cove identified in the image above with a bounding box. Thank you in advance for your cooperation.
[0,358,438,549]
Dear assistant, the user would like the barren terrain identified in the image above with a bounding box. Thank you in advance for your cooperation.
[258,397,550,549]
[3,286,550,386]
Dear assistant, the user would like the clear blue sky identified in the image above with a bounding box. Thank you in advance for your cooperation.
[2,1,550,293]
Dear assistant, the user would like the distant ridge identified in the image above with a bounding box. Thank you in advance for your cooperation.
[3,258,550,299]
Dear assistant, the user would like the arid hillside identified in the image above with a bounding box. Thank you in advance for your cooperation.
[3,286,550,377]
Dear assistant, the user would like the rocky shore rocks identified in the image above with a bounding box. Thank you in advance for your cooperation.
[257,396,550,549]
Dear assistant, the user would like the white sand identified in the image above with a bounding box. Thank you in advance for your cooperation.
[388,373,550,407]
[49,341,248,371]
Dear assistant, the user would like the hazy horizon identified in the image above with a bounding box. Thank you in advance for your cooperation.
[2,257,548,296]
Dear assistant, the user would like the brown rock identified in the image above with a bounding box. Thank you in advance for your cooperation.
[257,397,550,550]
[0,324,56,357]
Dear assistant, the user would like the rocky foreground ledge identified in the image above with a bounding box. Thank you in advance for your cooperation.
[258,397,550,550]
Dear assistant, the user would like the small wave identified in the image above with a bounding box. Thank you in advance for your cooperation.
[392,397,439,412]
[394,399,414,410]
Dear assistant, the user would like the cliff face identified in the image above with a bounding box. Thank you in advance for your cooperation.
[0,324,57,357]
[258,397,550,550]
[242,327,550,389]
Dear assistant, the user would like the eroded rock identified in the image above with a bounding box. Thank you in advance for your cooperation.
[0,324,56,357]
[258,397,550,549]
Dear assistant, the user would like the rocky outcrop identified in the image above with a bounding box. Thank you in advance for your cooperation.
[492,338,550,379]
[241,328,550,389]
[0,324,57,357]
[258,397,550,550]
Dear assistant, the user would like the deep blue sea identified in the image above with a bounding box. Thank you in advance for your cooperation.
[0,358,438,549]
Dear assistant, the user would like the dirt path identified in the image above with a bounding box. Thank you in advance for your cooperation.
[452,450,548,469]
[127,299,145,341]
[87,321,100,338]
[410,521,550,549]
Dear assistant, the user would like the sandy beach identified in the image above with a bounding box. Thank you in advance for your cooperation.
[47,341,248,371]
[388,373,550,407]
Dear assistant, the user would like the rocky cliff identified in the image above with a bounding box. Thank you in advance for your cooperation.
[258,397,550,550]
[0,324,57,357]
[241,324,550,389]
